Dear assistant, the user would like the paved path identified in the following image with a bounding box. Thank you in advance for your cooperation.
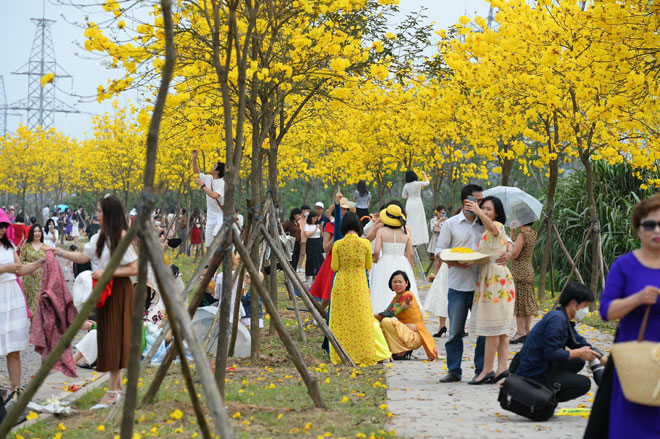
[385,284,613,439]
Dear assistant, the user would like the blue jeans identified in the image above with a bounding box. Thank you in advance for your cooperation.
[445,288,485,379]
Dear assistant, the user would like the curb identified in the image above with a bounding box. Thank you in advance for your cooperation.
[10,372,109,434]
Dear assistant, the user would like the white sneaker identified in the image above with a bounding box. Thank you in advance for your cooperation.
[296,268,304,273]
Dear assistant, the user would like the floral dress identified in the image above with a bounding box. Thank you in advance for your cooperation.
[20,243,46,314]
[470,222,515,336]
[329,234,383,365]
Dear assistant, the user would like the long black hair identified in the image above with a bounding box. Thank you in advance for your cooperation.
[405,170,418,183]
[357,180,368,197]
[0,223,11,249]
[388,270,411,291]
[478,196,506,225]
[96,195,129,258]
[44,218,56,235]
[289,208,302,222]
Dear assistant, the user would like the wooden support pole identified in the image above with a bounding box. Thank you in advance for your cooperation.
[551,223,585,284]
[119,239,150,438]
[141,225,229,405]
[561,222,595,293]
[259,223,354,366]
[231,228,326,409]
[140,224,229,369]
[143,228,234,439]
[282,271,307,342]
[158,267,212,439]
[230,199,254,357]
[267,214,326,319]
[0,222,139,438]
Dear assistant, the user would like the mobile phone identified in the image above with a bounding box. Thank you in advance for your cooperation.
[467,195,476,203]
[442,211,447,218]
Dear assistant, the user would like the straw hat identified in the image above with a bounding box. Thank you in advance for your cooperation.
[339,198,357,212]
[380,205,406,228]
[440,247,490,265]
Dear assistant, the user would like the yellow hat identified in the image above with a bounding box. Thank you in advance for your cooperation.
[380,205,406,227]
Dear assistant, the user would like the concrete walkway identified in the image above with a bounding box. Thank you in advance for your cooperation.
[385,285,613,438]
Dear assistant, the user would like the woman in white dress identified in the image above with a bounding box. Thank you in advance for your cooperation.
[402,171,430,246]
[0,209,45,398]
[44,218,58,247]
[369,204,423,314]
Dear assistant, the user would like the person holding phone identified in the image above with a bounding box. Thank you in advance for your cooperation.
[44,218,58,247]
[435,185,513,383]
[428,205,447,263]
[192,149,225,248]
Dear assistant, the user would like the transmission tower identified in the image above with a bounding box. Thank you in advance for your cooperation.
[9,5,78,131]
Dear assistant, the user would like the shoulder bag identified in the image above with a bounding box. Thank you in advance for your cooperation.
[610,305,660,406]
[498,373,558,421]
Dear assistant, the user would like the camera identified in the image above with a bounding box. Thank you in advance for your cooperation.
[588,353,605,385]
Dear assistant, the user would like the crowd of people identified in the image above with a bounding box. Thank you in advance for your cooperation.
[0,156,657,436]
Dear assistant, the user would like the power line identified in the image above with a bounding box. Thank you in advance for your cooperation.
[8,1,79,131]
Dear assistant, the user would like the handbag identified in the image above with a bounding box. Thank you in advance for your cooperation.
[498,373,558,421]
[610,305,660,406]
[278,222,296,260]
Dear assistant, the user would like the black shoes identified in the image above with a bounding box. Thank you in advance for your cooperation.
[468,371,495,385]
[510,333,526,344]
[392,350,413,361]
[438,373,461,383]
[433,326,447,338]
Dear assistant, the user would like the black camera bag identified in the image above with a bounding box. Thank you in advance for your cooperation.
[498,373,558,421]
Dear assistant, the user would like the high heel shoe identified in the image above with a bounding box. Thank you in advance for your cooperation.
[510,332,526,344]
[90,390,122,410]
[493,370,510,384]
[468,371,495,385]
[433,326,447,338]
[392,350,413,361]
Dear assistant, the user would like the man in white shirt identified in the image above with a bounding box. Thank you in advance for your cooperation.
[192,150,225,248]
[42,205,50,222]
[435,184,512,383]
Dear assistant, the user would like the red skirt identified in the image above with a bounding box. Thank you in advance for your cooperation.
[310,252,333,301]
[190,226,201,244]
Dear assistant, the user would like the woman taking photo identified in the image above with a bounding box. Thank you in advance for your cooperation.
[44,218,58,247]
[20,224,51,315]
[465,196,515,385]
[0,209,44,398]
[594,195,660,437]
[54,195,137,409]
[303,213,324,283]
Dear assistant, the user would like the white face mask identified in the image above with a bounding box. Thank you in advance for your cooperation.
[574,303,589,321]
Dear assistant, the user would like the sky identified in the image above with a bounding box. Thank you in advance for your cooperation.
[0,0,491,139]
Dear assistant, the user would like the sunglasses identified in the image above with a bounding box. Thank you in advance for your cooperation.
[640,220,660,232]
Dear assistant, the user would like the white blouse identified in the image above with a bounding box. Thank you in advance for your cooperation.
[304,223,321,239]
[83,233,137,270]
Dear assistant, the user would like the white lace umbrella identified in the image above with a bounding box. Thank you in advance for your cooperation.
[482,186,543,227]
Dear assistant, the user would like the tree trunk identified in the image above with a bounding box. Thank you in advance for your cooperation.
[537,117,560,301]
[580,152,601,295]
[500,157,514,186]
